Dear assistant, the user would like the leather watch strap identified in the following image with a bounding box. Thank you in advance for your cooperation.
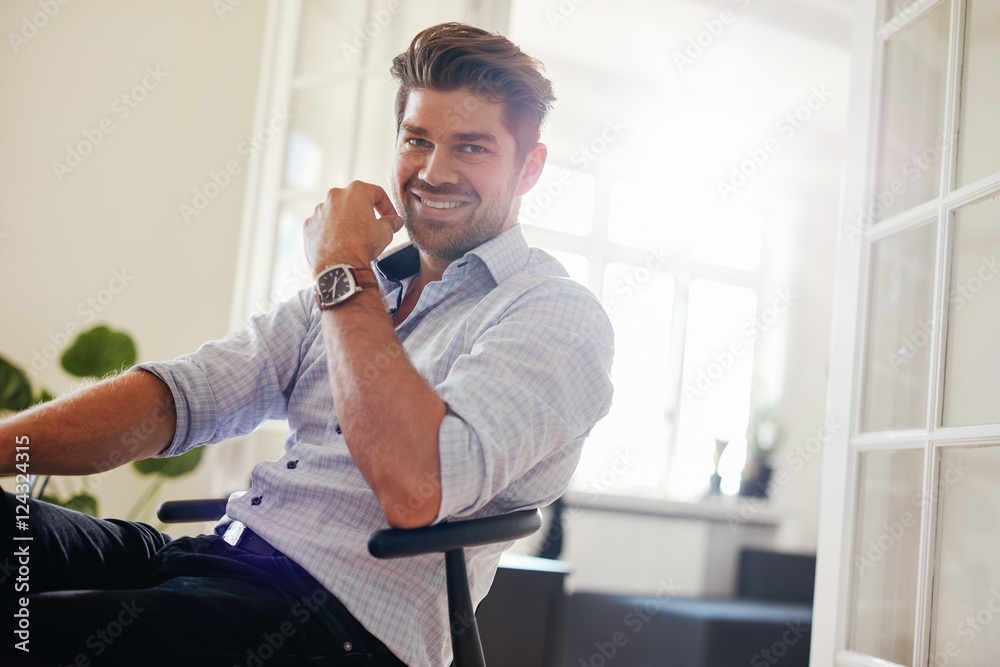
[351,267,380,289]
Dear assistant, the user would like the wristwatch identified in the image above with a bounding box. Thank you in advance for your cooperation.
[314,264,379,310]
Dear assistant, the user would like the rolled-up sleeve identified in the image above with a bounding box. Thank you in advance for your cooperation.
[434,280,614,521]
[137,290,314,457]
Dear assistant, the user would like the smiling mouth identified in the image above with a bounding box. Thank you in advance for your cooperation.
[412,192,471,210]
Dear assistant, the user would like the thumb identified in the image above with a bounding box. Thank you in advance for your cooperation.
[380,213,404,235]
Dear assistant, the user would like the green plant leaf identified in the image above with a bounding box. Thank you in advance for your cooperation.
[41,492,99,517]
[132,446,204,478]
[0,354,32,412]
[60,325,137,378]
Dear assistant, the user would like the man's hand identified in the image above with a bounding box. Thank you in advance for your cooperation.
[303,181,404,272]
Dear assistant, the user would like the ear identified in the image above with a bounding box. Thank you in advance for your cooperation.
[514,143,548,197]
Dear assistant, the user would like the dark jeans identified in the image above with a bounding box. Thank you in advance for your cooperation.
[1,492,406,666]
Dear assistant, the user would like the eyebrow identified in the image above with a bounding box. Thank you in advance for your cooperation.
[400,123,499,146]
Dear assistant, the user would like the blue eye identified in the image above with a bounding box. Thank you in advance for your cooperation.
[408,138,432,148]
[461,145,486,154]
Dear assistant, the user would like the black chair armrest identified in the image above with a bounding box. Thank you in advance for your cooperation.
[368,509,542,559]
[156,498,229,523]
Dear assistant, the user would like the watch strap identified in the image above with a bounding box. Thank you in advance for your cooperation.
[350,267,380,290]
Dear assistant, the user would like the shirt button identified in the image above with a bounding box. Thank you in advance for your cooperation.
[335,424,342,434]
[286,460,298,469]
[251,496,262,506]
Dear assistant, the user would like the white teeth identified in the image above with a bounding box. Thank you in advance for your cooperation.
[420,197,464,209]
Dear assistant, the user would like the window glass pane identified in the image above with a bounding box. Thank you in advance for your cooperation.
[294,1,372,76]
[573,264,673,493]
[285,83,359,191]
[543,249,589,287]
[267,198,316,314]
[955,0,1000,186]
[873,2,949,222]
[607,181,682,251]
[360,1,473,72]
[692,212,762,271]
[671,280,756,499]
[352,76,398,188]
[861,223,936,432]
[848,448,923,664]
[943,197,1000,426]
[930,445,1000,666]
[882,0,921,26]
[520,164,594,236]
[295,0,472,76]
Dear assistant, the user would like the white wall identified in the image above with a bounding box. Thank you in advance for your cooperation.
[0,0,271,522]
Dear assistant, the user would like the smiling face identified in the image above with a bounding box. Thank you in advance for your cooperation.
[391,87,545,262]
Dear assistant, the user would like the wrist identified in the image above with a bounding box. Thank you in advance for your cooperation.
[313,249,372,276]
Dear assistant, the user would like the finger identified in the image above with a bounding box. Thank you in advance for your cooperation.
[382,214,404,235]
[369,184,399,219]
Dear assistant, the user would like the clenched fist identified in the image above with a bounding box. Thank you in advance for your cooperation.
[303,181,404,272]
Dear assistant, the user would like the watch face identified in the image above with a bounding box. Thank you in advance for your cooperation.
[317,265,357,306]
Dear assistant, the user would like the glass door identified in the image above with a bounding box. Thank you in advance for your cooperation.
[815,0,1000,665]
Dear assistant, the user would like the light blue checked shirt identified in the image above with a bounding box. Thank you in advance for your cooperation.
[139,225,614,666]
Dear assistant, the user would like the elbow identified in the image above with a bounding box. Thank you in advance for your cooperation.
[379,484,442,529]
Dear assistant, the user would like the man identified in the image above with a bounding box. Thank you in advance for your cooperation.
[1,23,613,666]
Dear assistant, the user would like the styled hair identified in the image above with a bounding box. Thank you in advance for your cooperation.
[390,22,556,163]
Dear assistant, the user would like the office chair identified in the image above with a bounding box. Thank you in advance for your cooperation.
[157,499,542,667]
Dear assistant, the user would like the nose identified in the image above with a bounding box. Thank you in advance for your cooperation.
[419,147,459,187]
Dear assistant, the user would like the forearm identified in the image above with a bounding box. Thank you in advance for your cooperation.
[321,290,446,528]
[0,368,176,477]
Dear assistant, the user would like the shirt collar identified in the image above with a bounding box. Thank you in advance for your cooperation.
[374,224,530,287]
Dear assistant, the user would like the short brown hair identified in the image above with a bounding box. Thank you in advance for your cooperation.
[390,22,556,162]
